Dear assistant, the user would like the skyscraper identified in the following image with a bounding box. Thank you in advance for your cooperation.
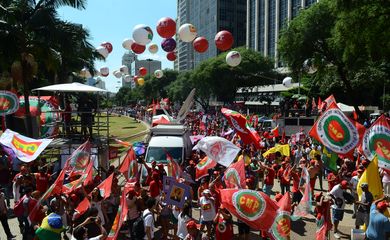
[246,0,318,67]
[175,0,247,71]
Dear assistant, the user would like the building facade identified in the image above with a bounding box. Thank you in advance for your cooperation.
[246,0,318,67]
[175,0,247,71]
[122,51,137,87]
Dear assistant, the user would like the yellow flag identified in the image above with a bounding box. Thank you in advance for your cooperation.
[262,144,290,158]
[357,155,382,200]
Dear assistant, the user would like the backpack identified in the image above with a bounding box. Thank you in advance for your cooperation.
[132,212,152,239]
[14,195,27,217]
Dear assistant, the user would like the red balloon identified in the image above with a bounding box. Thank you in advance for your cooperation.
[131,42,146,54]
[167,51,176,61]
[133,75,139,81]
[101,42,113,53]
[139,67,147,76]
[193,37,209,53]
[214,30,234,51]
[156,17,176,38]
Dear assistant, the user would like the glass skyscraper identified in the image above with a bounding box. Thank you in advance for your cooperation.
[246,0,318,67]
[175,0,247,71]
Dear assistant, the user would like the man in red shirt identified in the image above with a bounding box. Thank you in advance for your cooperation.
[149,172,162,199]
[277,161,291,195]
[291,167,303,205]
[260,162,275,196]
[34,167,50,194]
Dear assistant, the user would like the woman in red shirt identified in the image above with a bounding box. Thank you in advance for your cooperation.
[213,204,233,240]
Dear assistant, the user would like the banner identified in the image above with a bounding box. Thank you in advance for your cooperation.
[221,108,261,149]
[262,144,290,158]
[118,149,138,181]
[91,173,114,199]
[165,180,192,208]
[107,191,128,240]
[193,136,240,167]
[321,146,338,172]
[62,161,94,194]
[224,159,246,189]
[360,115,390,170]
[292,167,312,219]
[0,129,52,162]
[63,140,91,176]
[220,189,279,231]
[269,192,291,240]
[195,156,217,180]
[309,102,363,156]
[0,91,19,115]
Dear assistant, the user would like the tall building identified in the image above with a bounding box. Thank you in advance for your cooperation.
[175,0,247,71]
[122,51,137,87]
[246,0,318,67]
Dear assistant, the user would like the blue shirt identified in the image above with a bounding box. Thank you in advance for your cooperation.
[365,204,390,240]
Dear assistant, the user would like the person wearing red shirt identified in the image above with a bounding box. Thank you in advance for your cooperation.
[277,162,291,195]
[260,162,275,196]
[149,172,162,199]
[34,167,50,194]
[214,204,233,240]
[327,171,339,192]
[291,167,303,205]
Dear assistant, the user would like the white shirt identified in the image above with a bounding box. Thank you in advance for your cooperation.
[143,209,154,240]
[199,196,216,222]
[350,176,359,193]
[177,212,191,239]
[330,184,345,210]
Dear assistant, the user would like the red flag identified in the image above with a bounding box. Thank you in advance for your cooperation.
[167,153,183,179]
[118,149,138,181]
[62,161,94,194]
[220,189,279,231]
[269,192,292,240]
[292,167,312,219]
[309,102,363,157]
[64,140,91,177]
[254,115,259,128]
[74,197,90,218]
[271,125,279,137]
[352,111,358,121]
[321,94,336,111]
[195,156,217,181]
[90,173,114,199]
[318,97,323,113]
[107,191,129,240]
[114,138,132,148]
[316,200,332,240]
[224,159,246,189]
[221,108,261,149]
[281,129,286,144]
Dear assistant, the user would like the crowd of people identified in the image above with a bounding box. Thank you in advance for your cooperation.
[0,107,389,240]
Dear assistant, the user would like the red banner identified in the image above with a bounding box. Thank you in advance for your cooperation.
[221,108,261,149]
[220,189,278,230]
[118,149,138,181]
[224,159,246,189]
[195,156,217,181]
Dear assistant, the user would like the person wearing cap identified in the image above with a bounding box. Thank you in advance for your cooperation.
[213,204,233,240]
[350,168,364,218]
[198,189,216,238]
[365,195,390,240]
[355,183,373,229]
[329,180,349,239]
[184,220,203,240]
[149,171,162,199]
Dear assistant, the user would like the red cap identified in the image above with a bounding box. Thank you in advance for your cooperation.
[186,220,198,230]
[340,180,348,189]
[377,201,389,211]
[310,160,316,165]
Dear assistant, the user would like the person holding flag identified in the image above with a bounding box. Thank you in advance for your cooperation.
[365,195,390,240]
[354,183,373,230]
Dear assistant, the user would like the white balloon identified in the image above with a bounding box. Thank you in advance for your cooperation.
[96,46,109,58]
[113,70,122,79]
[282,77,292,87]
[178,23,197,42]
[122,39,134,50]
[100,66,109,77]
[124,75,132,82]
[132,24,153,46]
[120,65,129,74]
[225,51,242,67]
[154,69,164,79]
[148,44,159,54]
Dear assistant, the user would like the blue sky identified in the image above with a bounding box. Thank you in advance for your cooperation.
[58,0,177,92]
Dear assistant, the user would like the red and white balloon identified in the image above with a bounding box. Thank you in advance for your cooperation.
[156,17,176,38]
[148,44,159,54]
[193,37,209,53]
[154,70,164,79]
[139,67,147,76]
[131,42,146,54]
[215,30,234,51]
[226,51,241,67]
[101,42,113,53]
[167,51,177,61]
[96,46,109,58]
[178,23,197,42]
[132,24,153,46]
[100,66,109,77]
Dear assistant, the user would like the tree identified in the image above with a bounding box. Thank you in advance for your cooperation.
[0,0,98,136]
[278,0,390,117]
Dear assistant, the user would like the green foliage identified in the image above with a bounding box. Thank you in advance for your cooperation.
[278,0,390,112]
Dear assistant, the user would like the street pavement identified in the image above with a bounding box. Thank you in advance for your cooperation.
[1,178,357,240]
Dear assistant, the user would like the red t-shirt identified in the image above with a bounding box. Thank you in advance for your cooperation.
[149,180,162,198]
[215,215,233,240]
[264,168,275,185]
[35,173,50,193]
[277,168,290,185]
[291,172,300,193]
[327,172,339,191]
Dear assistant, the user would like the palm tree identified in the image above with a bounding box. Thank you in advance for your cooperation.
[0,0,98,137]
